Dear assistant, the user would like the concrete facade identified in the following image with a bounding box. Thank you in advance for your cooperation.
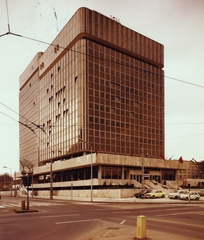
[18,8,199,198]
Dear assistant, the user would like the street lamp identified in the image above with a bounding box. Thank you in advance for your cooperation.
[78,138,93,202]
[49,125,55,200]
[3,166,12,196]
[141,148,144,195]
[50,159,53,199]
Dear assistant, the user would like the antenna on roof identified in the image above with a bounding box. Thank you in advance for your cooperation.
[110,15,120,23]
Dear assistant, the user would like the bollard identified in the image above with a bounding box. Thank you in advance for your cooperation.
[21,200,26,210]
[136,215,146,239]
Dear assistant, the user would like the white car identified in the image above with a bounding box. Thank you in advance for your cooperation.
[168,190,188,199]
[180,191,200,201]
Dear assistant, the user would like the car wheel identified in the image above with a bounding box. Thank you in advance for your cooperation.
[162,195,165,198]
[152,195,155,199]
[196,197,199,200]
[185,197,188,200]
[175,196,178,199]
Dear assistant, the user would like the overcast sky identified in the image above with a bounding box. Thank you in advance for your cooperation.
[0,0,204,175]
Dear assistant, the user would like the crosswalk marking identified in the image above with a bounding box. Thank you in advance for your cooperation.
[0,201,64,209]
[9,203,21,207]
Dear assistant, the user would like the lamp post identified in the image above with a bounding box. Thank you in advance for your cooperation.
[78,138,93,202]
[141,148,144,195]
[50,159,53,199]
[49,125,55,200]
[3,166,12,196]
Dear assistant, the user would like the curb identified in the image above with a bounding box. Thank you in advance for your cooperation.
[13,208,39,213]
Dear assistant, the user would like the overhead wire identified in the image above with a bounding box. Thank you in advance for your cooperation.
[0,102,27,122]
[12,15,204,89]
[166,123,204,125]
[0,102,46,134]
[0,110,18,123]
[6,32,204,89]
[1,0,204,143]
[165,76,204,89]
[1,0,204,91]
[0,110,37,136]
[1,29,202,90]
[166,133,204,140]
[0,109,48,147]
[1,101,204,142]
[0,0,203,89]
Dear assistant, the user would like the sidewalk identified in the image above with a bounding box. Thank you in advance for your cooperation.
[31,194,204,204]
[2,194,204,205]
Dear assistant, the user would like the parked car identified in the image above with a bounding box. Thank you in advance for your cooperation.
[145,190,166,199]
[134,189,151,198]
[198,189,204,196]
[168,190,188,199]
[180,191,200,201]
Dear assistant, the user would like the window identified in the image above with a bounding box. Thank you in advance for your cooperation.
[63,109,69,116]
[116,96,120,102]
[56,114,60,121]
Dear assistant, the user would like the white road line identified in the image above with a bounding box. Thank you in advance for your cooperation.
[157,211,204,217]
[9,203,20,206]
[120,220,126,225]
[41,214,80,219]
[56,218,101,225]
[148,217,204,229]
[103,230,112,237]
[0,204,19,208]
[157,213,177,216]
[112,211,131,214]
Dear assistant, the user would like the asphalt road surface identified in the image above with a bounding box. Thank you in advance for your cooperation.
[0,197,204,240]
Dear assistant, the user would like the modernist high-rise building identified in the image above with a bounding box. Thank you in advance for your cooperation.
[19,7,172,198]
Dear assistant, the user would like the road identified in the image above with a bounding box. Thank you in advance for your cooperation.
[0,196,204,240]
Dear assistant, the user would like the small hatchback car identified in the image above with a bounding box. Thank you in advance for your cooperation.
[168,190,188,199]
[145,190,166,199]
[180,191,200,200]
